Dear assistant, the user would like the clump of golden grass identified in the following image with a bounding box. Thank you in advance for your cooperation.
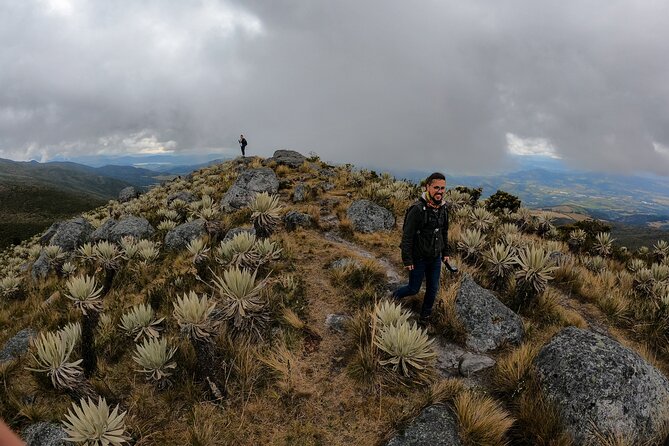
[454,390,514,445]
[494,342,540,396]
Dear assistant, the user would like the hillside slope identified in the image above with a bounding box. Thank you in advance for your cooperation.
[1,155,669,445]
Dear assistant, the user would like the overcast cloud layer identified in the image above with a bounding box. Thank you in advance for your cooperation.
[1,0,669,175]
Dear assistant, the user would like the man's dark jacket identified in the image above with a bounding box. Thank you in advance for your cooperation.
[400,197,449,267]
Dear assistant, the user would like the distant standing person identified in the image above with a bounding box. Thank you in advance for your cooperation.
[393,172,455,326]
[238,134,248,157]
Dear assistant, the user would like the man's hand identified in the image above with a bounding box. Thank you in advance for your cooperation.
[405,264,414,271]
[443,256,450,263]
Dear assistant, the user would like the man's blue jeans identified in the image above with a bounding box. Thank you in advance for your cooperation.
[392,256,442,319]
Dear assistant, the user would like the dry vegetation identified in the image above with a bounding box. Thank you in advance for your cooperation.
[1,155,669,445]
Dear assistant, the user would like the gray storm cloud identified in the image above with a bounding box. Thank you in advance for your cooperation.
[1,0,668,175]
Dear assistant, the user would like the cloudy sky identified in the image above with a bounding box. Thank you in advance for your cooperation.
[1,0,669,175]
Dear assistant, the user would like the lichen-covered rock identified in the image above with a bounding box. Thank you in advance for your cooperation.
[165,219,207,250]
[346,199,395,233]
[386,405,463,446]
[271,149,307,167]
[459,352,496,377]
[39,222,60,246]
[325,314,349,333]
[284,211,312,231]
[220,168,279,212]
[31,251,50,281]
[118,186,140,203]
[455,274,524,352]
[0,328,36,363]
[292,183,309,203]
[49,217,94,252]
[22,422,68,446]
[108,216,155,242]
[535,327,669,445]
[90,218,116,242]
[319,182,335,192]
[167,191,196,205]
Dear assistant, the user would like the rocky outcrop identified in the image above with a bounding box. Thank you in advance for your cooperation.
[38,222,60,246]
[325,314,349,333]
[47,217,94,252]
[270,149,307,167]
[91,216,155,243]
[284,211,312,231]
[119,186,140,203]
[292,183,309,203]
[0,328,35,363]
[220,168,279,212]
[535,327,669,445]
[455,274,524,352]
[346,200,395,233]
[31,251,51,281]
[22,422,68,446]
[167,191,196,205]
[386,405,463,446]
[165,219,207,250]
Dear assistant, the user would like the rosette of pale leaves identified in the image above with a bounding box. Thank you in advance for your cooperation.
[157,220,178,231]
[374,321,435,378]
[627,258,647,274]
[119,303,164,341]
[137,240,160,263]
[469,207,496,232]
[65,275,104,315]
[593,232,614,257]
[28,244,43,260]
[212,266,266,328]
[215,232,256,267]
[27,331,83,390]
[457,228,486,262]
[633,268,655,297]
[568,229,587,251]
[444,189,471,211]
[653,240,669,261]
[63,397,130,446]
[132,337,177,383]
[251,239,282,267]
[77,243,97,264]
[484,243,518,288]
[94,241,122,270]
[374,300,411,328]
[58,322,82,351]
[173,291,218,342]
[514,245,557,295]
[119,236,139,261]
[61,261,77,277]
[586,256,607,274]
[650,263,669,284]
[249,192,282,238]
[44,245,65,265]
[186,237,210,264]
[513,207,536,232]
[0,275,21,299]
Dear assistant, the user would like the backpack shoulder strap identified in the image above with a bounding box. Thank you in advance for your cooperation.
[405,200,427,231]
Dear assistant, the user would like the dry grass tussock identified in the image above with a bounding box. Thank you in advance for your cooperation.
[454,390,514,445]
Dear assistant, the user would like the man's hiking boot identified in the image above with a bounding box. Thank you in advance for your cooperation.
[418,316,435,335]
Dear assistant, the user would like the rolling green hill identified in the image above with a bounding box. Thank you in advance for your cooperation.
[0,159,136,248]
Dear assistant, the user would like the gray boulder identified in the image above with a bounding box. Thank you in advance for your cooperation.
[455,274,524,352]
[0,328,36,363]
[167,191,196,205]
[284,211,312,231]
[319,182,335,192]
[49,217,94,252]
[90,218,116,242]
[108,216,155,242]
[325,314,350,333]
[220,168,279,212]
[165,219,207,250]
[222,227,256,242]
[292,183,309,203]
[346,199,395,233]
[39,222,60,246]
[271,149,307,167]
[118,186,140,203]
[535,327,669,445]
[22,422,69,446]
[459,352,496,377]
[31,251,51,281]
[386,405,463,446]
